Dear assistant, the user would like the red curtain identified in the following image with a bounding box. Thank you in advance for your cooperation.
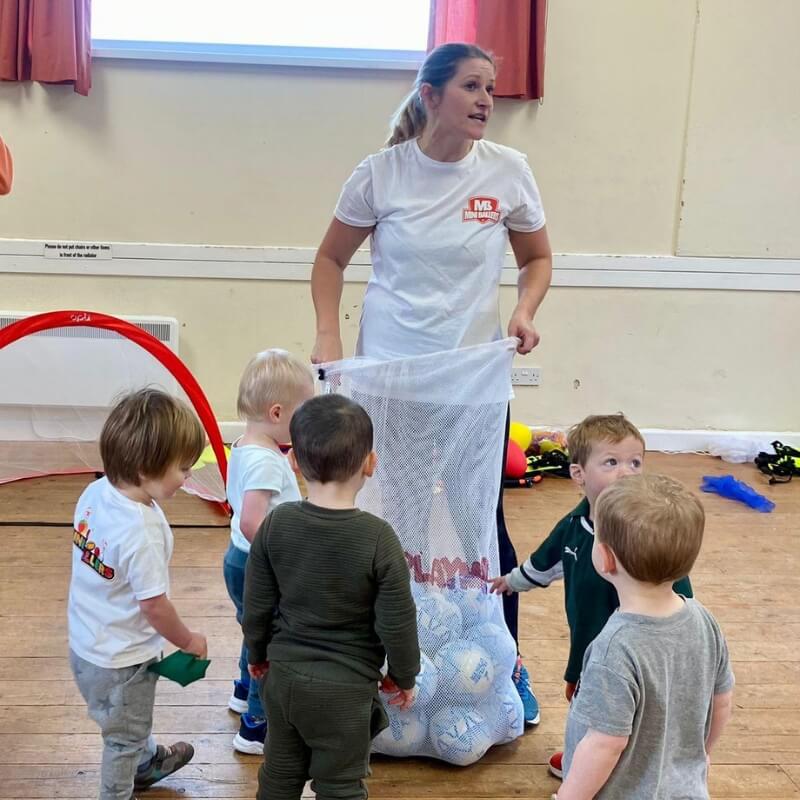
[428,0,547,100]
[0,0,91,96]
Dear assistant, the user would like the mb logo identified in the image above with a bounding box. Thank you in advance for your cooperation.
[462,196,501,224]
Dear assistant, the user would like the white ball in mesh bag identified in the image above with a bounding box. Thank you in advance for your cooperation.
[429,706,493,765]
[433,639,495,698]
[484,678,524,744]
[414,652,438,707]
[463,622,517,682]
[373,706,429,756]
[416,591,463,656]
[451,585,494,628]
[410,579,427,601]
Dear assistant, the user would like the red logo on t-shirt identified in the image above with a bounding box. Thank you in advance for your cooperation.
[463,196,500,224]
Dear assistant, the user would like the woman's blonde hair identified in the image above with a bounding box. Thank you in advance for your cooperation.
[237,349,313,422]
[386,42,495,148]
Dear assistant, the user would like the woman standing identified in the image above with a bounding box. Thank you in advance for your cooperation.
[310,43,552,725]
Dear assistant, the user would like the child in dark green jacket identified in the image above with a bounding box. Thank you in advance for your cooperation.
[490,414,693,779]
[243,394,420,800]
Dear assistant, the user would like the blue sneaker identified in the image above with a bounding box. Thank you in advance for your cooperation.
[233,713,267,755]
[513,661,540,726]
[228,679,249,714]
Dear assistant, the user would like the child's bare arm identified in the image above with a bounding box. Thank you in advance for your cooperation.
[139,594,207,658]
[556,729,628,800]
[239,489,273,543]
[706,690,733,756]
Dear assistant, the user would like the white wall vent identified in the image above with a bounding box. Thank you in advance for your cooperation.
[0,311,179,409]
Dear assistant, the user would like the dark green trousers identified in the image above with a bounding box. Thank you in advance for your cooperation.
[258,662,388,800]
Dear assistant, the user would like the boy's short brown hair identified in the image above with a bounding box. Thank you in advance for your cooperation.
[237,349,314,422]
[290,394,373,484]
[567,413,645,466]
[595,474,704,584]
[100,389,205,486]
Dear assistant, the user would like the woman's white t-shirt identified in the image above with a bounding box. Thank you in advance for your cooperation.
[68,477,173,668]
[334,138,546,360]
[227,442,302,553]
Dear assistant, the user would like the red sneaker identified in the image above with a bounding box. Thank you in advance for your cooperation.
[548,751,563,779]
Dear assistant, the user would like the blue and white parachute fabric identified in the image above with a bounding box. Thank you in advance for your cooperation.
[320,338,522,765]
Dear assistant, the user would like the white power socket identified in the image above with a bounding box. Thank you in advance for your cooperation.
[510,367,542,386]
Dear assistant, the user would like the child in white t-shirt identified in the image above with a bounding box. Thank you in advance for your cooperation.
[68,389,207,800]
[224,349,315,754]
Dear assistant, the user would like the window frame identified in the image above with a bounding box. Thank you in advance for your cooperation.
[91,39,425,70]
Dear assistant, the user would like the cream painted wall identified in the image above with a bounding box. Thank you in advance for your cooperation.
[0,0,798,432]
[677,0,800,257]
[0,0,698,253]
[1,273,796,431]
[0,62,408,247]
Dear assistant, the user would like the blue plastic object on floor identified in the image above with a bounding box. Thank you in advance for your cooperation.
[700,475,775,513]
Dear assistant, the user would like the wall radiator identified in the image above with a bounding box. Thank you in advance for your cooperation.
[0,312,179,440]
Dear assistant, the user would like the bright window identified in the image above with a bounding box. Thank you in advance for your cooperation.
[92,0,429,69]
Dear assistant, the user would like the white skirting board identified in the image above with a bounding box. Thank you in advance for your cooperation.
[638,429,799,454]
[218,420,799,455]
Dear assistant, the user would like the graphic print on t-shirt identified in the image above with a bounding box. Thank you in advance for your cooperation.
[462,196,500,224]
[73,514,115,580]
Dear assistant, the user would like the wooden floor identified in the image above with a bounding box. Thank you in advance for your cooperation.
[1,453,798,798]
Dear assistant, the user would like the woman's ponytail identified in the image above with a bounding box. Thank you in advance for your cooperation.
[384,42,494,148]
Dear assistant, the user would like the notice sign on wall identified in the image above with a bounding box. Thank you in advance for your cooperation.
[44,242,113,260]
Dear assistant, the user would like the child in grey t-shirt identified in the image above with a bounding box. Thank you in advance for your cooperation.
[557,475,734,800]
